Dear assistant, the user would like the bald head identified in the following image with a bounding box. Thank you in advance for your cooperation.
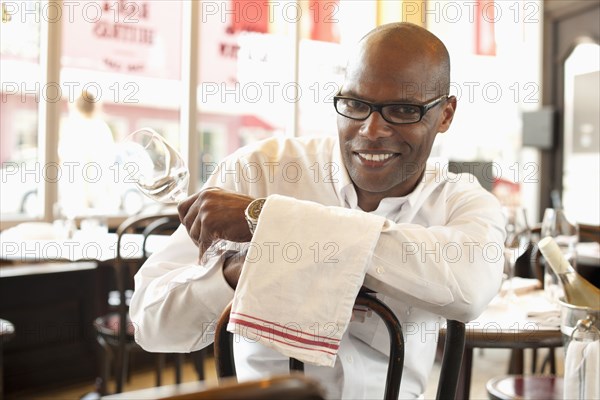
[345,23,450,98]
[336,23,457,209]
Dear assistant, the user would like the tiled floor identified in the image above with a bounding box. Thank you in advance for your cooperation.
[12,348,563,399]
[426,348,511,399]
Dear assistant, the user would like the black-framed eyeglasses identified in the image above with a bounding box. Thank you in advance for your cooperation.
[333,92,448,124]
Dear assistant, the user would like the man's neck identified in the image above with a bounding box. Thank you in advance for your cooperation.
[356,172,423,212]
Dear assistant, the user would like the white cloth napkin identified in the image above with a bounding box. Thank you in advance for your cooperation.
[564,339,600,399]
[227,195,386,367]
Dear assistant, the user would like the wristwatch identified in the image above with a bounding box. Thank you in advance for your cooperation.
[245,198,266,235]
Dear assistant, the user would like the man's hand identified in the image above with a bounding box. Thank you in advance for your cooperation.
[177,187,255,258]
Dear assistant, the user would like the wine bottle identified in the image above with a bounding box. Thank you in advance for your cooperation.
[538,236,600,308]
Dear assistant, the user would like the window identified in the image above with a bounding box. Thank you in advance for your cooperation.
[0,0,544,229]
[297,1,376,137]
[58,1,184,217]
[196,0,295,187]
[562,43,600,224]
[1,1,42,218]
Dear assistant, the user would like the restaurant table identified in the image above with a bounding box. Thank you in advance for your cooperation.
[0,230,169,395]
[450,287,564,400]
[0,261,100,393]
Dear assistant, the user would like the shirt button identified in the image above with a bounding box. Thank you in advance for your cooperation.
[346,355,353,364]
[376,266,385,275]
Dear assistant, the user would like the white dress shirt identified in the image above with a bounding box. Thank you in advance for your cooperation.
[130,136,505,399]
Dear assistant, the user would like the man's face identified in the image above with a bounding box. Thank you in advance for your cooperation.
[337,45,455,210]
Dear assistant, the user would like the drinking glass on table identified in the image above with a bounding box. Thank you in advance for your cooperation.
[122,128,189,204]
[502,206,531,302]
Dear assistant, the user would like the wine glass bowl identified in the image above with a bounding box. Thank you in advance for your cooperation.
[122,128,189,204]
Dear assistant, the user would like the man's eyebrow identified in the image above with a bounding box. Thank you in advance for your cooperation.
[341,90,421,104]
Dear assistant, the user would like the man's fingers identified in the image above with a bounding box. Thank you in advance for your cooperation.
[177,194,196,223]
[179,187,253,254]
[187,213,203,247]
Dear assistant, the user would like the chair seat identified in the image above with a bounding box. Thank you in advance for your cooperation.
[486,375,563,400]
[94,312,136,337]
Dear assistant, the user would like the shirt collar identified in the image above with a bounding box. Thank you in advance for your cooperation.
[332,139,432,218]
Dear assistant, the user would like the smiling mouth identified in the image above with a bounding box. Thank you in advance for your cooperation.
[354,152,399,166]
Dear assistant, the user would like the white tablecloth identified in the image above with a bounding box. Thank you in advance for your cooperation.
[0,231,169,263]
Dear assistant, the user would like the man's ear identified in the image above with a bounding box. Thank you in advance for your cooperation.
[437,95,457,133]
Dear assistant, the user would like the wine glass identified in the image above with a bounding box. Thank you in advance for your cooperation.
[502,206,531,302]
[122,128,189,204]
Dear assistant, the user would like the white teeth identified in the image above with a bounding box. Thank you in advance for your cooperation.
[358,153,394,162]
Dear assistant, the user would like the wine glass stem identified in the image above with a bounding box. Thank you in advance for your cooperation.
[507,261,515,299]
[170,188,188,205]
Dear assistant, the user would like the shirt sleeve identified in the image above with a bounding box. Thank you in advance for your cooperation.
[363,186,506,322]
[130,226,236,352]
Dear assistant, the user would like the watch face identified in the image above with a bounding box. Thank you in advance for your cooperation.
[248,198,266,219]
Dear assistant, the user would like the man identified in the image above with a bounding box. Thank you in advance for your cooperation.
[130,23,505,399]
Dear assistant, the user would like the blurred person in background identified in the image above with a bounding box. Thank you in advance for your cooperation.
[58,90,119,218]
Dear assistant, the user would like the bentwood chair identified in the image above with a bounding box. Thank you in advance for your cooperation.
[214,291,466,400]
[93,213,204,394]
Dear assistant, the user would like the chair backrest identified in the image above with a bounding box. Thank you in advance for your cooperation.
[141,216,181,260]
[113,212,180,299]
[214,292,466,400]
[437,320,467,399]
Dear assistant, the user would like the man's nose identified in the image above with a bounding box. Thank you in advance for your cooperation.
[358,111,393,140]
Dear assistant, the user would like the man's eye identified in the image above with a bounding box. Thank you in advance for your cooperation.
[346,100,367,110]
[386,105,419,117]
